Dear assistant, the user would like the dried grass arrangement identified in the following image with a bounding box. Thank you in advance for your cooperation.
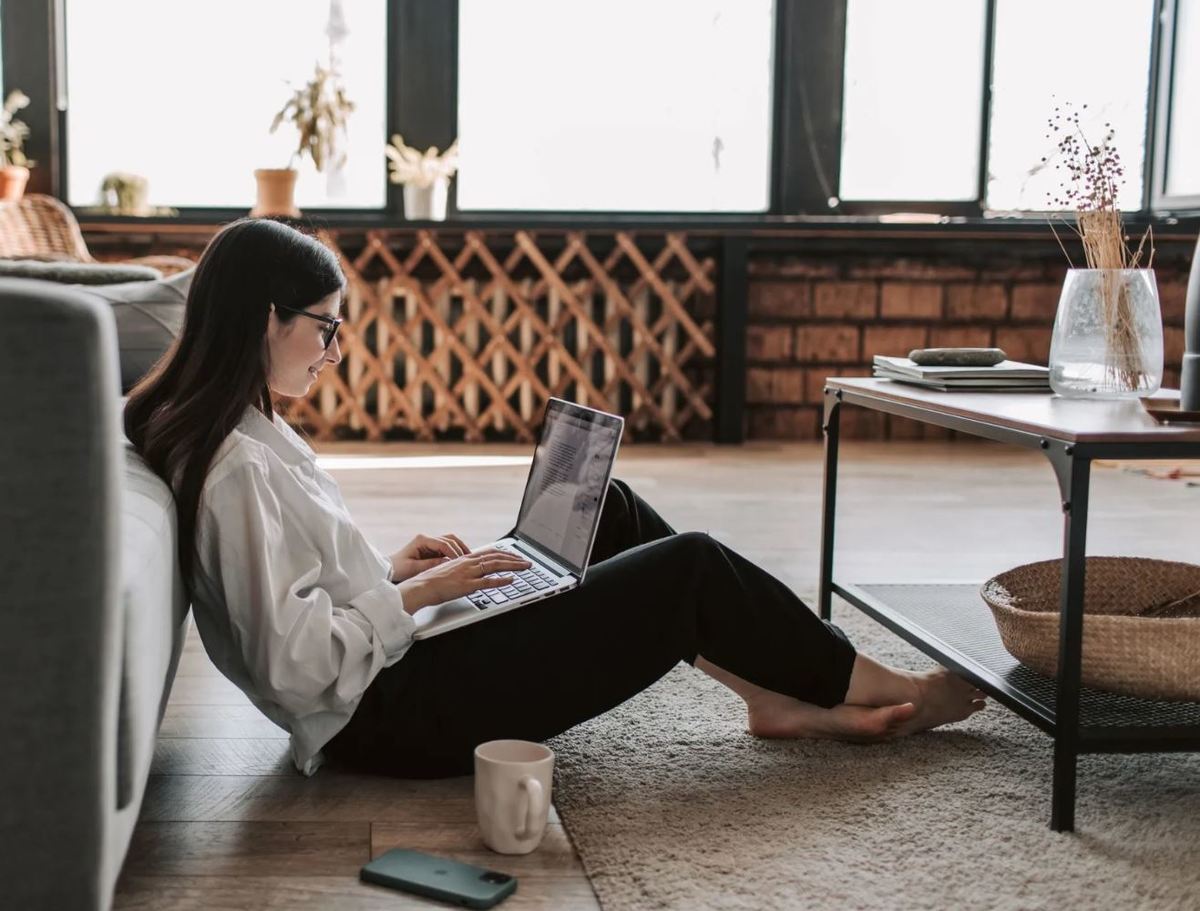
[270,64,356,173]
[385,135,460,188]
[1046,103,1155,391]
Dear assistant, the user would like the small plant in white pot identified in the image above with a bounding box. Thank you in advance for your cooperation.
[98,171,151,215]
[386,134,459,221]
[0,90,34,201]
[253,63,356,218]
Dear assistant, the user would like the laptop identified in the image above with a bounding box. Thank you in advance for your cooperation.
[411,398,625,639]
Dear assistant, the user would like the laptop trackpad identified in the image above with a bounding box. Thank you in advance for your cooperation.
[412,597,477,633]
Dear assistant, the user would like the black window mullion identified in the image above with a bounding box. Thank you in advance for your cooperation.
[391,0,459,219]
[1140,0,1165,213]
[385,0,401,217]
[767,0,786,214]
[772,0,846,215]
[976,0,997,213]
[1,0,59,198]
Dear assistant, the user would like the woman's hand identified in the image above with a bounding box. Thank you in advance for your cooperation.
[389,533,470,582]
[397,549,532,615]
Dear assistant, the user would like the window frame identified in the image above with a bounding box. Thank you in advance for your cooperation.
[1,0,1196,226]
[1150,0,1200,213]
[831,0,995,217]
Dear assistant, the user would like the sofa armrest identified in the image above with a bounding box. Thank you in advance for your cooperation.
[0,279,124,910]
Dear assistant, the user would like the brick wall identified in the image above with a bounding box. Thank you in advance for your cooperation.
[81,223,1198,442]
[745,249,1194,440]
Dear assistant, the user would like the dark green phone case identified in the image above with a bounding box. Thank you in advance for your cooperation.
[360,848,518,909]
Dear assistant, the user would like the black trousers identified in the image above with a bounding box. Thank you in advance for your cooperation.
[324,479,857,777]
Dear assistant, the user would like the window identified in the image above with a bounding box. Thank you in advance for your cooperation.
[64,0,386,210]
[456,0,775,212]
[839,0,987,202]
[1164,0,1200,198]
[985,0,1155,212]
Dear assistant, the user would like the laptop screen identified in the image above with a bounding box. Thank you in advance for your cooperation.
[513,399,624,576]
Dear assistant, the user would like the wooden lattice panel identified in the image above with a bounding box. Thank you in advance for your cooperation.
[283,229,717,442]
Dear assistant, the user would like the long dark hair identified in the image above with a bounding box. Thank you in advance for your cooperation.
[124,218,345,579]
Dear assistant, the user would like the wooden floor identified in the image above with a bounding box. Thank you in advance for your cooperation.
[115,440,1200,910]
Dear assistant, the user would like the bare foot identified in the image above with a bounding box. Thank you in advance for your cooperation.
[745,671,985,743]
[815,702,919,743]
[893,669,987,737]
[747,694,919,742]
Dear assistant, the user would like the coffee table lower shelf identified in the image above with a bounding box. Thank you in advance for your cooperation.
[832,582,1200,752]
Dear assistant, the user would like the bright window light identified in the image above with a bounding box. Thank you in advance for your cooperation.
[65,0,387,209]
[839,0,987,202]
[986,0,1154,212]
[456,0,774,212]
[317,455,532,472]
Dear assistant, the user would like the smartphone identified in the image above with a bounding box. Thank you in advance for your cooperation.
[360,848,517,909]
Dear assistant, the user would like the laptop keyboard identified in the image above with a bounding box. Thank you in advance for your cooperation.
[467,552,559,610]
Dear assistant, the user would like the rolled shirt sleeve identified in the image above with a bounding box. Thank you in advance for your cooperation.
[193,453,415,765]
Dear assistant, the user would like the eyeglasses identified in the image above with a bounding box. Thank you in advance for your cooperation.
[273,303,343,349]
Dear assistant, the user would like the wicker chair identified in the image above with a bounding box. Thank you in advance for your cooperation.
[0,194,195,276]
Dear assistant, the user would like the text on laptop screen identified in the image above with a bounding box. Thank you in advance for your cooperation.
[514,403,622,571]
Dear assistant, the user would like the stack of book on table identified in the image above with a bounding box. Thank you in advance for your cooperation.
[873,355,1050,392]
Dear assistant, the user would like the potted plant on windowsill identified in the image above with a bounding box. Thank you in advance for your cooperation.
[252,63,356,218]
[385,134,459,221]
[0,90,34,202]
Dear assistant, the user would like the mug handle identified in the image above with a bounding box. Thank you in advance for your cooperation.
[514,775,546,839]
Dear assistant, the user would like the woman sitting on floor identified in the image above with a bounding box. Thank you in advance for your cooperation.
[124,218,986,778]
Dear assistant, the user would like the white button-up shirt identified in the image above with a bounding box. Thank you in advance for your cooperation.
[190,406,415,775]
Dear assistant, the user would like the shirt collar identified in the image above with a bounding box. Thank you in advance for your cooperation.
[236,405,316,467]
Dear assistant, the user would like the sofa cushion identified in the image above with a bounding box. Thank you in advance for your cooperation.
[87,268,193,392]
[0,258,162,284]
[115,444,189,811]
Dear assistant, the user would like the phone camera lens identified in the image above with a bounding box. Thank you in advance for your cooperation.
[481,872,511,884]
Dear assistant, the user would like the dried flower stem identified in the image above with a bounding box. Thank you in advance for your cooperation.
[1048,215,1076,270]
[1045,102,1155,392]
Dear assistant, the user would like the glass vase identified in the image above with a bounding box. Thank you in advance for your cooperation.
[1048,269,1163,399]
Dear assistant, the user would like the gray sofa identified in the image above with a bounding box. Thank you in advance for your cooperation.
[0,278,190,910]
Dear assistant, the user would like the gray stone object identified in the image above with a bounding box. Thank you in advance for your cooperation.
[908,347,1007,367]
[1180,235,1200,410]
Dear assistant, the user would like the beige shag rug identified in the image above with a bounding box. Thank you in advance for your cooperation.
[547,609,1200,911]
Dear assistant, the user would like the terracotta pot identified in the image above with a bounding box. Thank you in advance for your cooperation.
[0,165,30,202]
[251,168,300,217]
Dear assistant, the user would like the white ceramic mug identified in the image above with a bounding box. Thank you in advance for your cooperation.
[474,740,554,855]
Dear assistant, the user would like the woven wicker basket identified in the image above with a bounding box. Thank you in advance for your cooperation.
[980,557,1200,701]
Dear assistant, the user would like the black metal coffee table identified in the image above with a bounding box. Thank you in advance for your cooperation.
[818,378,1200,832]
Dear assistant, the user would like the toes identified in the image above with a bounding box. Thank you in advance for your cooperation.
[890,702,918,721]
[880,702,918,736]
[839,705,909,742]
